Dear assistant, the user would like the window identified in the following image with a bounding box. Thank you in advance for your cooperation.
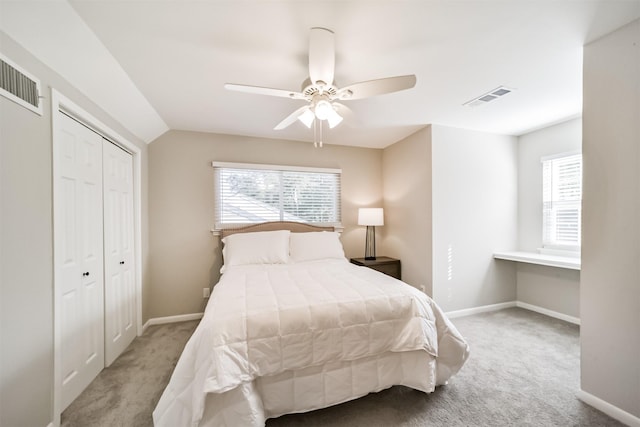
[542,152,582,253]
[213,162,341,228]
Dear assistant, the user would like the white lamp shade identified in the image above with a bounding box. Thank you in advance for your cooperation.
[314,99,333,120]
[358,208,384,226]
[326,107,343,128]
[297,108,315,128]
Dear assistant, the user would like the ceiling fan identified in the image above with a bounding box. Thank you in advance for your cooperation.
[224,27,417,147]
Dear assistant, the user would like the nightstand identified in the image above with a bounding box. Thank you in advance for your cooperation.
[350,257,401,280]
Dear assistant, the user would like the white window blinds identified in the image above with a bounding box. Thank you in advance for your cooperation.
[542,153,582,251]
[213,162,341,228]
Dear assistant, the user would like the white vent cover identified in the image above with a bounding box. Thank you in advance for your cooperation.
[0,53,42,115]
[464,86,513,107]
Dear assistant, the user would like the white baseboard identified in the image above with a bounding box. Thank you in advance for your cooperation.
[516,301,580,325]
[445,301,517,319]
[142,312,203,334]
[578,390,640,427]
[445,301,581,325]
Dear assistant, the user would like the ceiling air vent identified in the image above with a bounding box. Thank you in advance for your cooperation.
[0,53,43,115]
[463,86,513,107]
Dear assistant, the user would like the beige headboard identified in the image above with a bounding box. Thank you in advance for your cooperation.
[220,221,334,239]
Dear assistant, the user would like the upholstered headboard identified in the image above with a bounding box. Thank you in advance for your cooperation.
[220,221,334,239]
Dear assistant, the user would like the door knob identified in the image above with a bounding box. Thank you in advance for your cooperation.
[119,261,125,265]
[82,272,90,277]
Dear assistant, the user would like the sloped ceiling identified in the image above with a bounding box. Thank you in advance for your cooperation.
[2,1,639,148]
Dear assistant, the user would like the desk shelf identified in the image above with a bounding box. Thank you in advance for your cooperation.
[493,251,580,270]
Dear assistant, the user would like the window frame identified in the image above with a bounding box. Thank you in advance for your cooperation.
[540,151,582,256]
[212,161,342,230]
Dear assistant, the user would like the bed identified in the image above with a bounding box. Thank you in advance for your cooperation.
[153,222,469,427]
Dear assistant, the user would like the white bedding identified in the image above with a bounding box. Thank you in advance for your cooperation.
[153,259,469,427]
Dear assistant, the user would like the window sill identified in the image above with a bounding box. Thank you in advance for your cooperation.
[493,251,581,270]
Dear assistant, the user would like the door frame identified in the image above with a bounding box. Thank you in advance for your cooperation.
[51,89,143,426]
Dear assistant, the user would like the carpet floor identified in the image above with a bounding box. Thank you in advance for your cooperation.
[61,308,623,427]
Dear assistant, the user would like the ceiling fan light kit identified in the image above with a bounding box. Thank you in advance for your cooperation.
[298,108,315,128]
[326,109,343,128]
[314,99,333,120]
[225,27,417,147]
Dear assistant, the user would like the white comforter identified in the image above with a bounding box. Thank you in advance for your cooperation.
[153,259,469,426]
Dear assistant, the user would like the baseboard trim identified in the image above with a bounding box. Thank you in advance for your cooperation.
[142,312,203,334]
[578,390,640,427]
[516,301,580,325]
[445,301,517,319]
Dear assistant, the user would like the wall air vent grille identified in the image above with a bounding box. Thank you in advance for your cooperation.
[463,86,513,107]
[0,53,42,115]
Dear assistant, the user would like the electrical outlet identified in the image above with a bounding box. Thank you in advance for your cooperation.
[203,287,210,298]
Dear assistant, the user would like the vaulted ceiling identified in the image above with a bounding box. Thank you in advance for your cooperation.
[2,1,639,148]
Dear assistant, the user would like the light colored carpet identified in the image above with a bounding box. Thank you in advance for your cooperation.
[61,308,623,426]
[61,320,198,427]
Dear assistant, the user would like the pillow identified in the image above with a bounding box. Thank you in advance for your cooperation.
[221,230,290,272]
[289,231,345,262]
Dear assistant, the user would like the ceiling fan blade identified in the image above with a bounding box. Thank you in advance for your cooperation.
[274,105,312,130]
[308,27,335,86]
[224,83,305,100]
[332,102,356,123]
[337,75,417,100]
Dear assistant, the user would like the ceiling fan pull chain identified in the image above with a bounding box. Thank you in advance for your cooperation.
[313,118,318,147]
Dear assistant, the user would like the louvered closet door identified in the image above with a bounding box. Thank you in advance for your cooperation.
[103,141,136,366]
[56,112,105,410]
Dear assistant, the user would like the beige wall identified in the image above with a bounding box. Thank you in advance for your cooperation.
[515,118,581,317]
[0,32,149,427]
[381,125,518,312]
[581,19,640,418]
[516,265,580,318]
[148,130,382,318]
[518,118,582,252]
[381,126,432,293]
[1,50,53,427]
[431,125,518,312]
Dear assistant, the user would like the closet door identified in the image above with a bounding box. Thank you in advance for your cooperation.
[103,141,136,366]
[56,112,105,410]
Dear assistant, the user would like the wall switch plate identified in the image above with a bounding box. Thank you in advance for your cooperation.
[203,287,210,298]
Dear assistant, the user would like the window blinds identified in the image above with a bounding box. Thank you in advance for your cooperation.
[542,153,582,250]
[213,162,341,228]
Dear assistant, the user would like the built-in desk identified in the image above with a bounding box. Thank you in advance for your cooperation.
[493,251,581,270]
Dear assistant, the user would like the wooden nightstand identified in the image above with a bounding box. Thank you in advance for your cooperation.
[350,257,401,280]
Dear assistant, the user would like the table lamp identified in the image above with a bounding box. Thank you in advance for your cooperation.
[358,208,384,260]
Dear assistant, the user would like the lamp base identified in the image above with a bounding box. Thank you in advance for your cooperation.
[364,225,377,260]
